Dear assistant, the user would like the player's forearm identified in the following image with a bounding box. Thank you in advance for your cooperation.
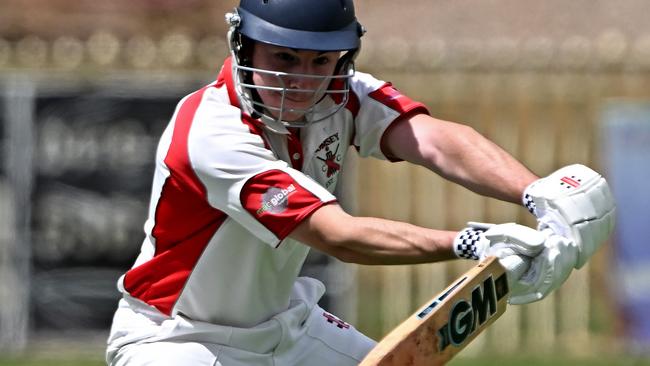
[292,204,457,265]
[385,114,538,204]
[429,124,538,204]
[332,216,458,265]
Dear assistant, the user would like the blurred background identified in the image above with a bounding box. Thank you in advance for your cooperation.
[0,0,649,365]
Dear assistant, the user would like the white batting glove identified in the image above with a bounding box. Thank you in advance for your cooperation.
[453,222,544,291]
[508,229,578,305]
[523,164,616,269]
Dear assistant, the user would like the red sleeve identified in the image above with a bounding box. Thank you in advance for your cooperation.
[240,169,335,242]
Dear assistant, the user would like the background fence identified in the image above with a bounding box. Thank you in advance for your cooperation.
[351,70,646,357]
[1,0,649,362]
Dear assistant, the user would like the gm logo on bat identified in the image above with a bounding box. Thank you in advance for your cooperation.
[418,273,509,351]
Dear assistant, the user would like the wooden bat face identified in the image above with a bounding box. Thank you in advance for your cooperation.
[360,257,510,366]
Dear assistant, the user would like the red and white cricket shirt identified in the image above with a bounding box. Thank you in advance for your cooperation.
[116,57,429,329]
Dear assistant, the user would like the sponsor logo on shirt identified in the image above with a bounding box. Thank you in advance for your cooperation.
[257,184,296,215]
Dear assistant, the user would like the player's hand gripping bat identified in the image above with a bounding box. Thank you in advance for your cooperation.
[360,256,519,366]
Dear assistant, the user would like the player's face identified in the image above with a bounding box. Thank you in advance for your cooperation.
[251,43,341,122]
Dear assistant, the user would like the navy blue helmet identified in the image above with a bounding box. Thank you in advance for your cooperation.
[236,0,364,52]
[225,0,365,128]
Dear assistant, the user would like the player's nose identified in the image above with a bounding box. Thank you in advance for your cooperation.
[287,68,314,88]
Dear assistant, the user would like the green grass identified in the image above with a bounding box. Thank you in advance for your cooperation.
[0,342,105,366]
[450,356,650,366]
[0,358,103,366]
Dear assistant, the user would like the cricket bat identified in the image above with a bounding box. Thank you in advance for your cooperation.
[360,256,513,366]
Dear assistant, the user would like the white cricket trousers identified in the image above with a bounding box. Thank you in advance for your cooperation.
[107,295,376,365]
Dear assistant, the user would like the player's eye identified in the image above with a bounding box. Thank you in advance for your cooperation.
[313,56,331,66]
[275,52,298,63]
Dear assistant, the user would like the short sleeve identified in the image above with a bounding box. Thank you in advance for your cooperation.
[351,72,430,160]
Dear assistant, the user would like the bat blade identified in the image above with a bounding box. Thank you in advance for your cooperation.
[360,256,510,366]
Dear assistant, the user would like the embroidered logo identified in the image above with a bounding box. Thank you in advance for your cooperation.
[315,132,342,178]
[322,312,350,329]
[560,176,581,188]
[318,145,341,177]
[256,184,296,215]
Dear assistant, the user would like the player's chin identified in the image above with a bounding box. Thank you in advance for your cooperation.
[259,92,317,121]
[268,108,306,122]
[266,101,311,121]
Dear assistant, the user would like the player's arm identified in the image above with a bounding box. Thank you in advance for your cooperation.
[290,203,458,265]
[289,203,544,281]
[382,113,538,204]
[380,113,616,303]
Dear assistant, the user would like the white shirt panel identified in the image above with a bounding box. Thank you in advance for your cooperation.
[173,217,311,327]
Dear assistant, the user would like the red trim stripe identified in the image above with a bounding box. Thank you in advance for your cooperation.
[345,90,360,118]
[159,87,211,220]
[329,79,360,119]
[123,86,226,315]
[369,82,430,115]
[561,176,581,188]
[216,57,240,108]
[287,131,304,170]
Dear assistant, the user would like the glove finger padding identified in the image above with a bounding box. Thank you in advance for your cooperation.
[524,164,616,269]
[508,232,578,305]
[571,208,616,267]
[482,223,545,258]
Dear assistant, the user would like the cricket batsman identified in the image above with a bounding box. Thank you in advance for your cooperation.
[106,0,616,364]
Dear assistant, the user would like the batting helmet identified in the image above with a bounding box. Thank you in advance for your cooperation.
[225,0,365,128]
[236,0,363,52]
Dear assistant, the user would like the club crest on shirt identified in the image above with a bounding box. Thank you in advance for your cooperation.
[315,133,342,186]
[257,184,296,215]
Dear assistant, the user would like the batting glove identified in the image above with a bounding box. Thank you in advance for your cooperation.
[523,164,616,269]
[453,222,544,294]
[508,229,578,305]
